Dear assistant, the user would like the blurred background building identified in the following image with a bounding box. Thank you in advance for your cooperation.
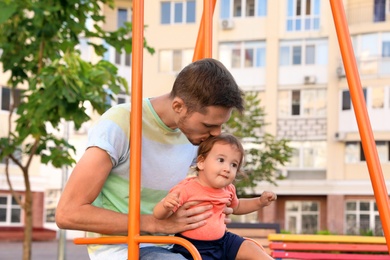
[1,0,389,240]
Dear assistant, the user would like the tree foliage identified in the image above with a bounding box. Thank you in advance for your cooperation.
[0,1,154,259]
[223,91,293,196]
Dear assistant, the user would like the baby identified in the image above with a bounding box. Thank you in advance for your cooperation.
[153,133,276,260]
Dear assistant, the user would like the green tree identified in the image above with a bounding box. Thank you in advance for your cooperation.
[0,1,154,259]
[223,91,293,196]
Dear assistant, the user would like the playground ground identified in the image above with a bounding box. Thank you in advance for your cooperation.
[0,240,89,260]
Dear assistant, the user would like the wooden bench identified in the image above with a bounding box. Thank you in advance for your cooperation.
[227,222,280,254]
[268,234,390,259]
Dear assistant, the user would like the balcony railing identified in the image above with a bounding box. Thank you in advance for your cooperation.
[338,56,390,78]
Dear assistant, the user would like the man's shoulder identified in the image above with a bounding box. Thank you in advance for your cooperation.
[99,103,130,119]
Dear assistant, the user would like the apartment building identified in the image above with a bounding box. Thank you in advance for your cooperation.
[1,0,389,239]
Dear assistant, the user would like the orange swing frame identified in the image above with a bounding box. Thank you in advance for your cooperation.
[74,0,390,258]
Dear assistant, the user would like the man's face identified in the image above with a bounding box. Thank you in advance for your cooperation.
[177,106,232,145]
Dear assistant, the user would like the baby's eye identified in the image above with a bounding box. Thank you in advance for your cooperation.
[217,158,224,163]
[231,163,238,168]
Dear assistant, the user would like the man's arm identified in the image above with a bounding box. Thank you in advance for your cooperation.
[56,147,212,235]
[56,147,130,234]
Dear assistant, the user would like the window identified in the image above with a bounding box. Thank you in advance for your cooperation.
[279,39,327,66]
[45,190,60,223]
[345,200,383,236]
[117,91,129,105]
[382,41,390,57]
[220,0,267,18]
[352,33,390,76]
[305,45,315,64]
[341,89,367,111]
[292,46,302,65]
[104,89,129,109]
[278,89,326,117]
[159,49,193,73]
[286,201,319,234]
[0,194,22,225]
[233,0,256,17]
[342,90,351,110]
[115,51,131,67]
[292,90,300,115]
[286,0,320,31]
[1,87,22,112]
[345,141,390,163]
[117,8,128,28]
[286,141,327,169]
[161,1,196,24]
[353,33,390,59]
[115,9,131,67]
[374,0,386,22]
[219,41,266,68]
[372,87,384,109]
[0,147,22,165]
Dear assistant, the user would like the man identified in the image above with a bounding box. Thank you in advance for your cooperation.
[56,58,244,259]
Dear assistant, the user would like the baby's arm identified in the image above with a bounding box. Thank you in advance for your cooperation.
[233,191,277,215]
[153,192,180,220]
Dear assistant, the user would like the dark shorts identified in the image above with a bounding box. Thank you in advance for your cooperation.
[170,232,245,260]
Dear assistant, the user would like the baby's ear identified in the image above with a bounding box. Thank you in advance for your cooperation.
[197,156,205,170]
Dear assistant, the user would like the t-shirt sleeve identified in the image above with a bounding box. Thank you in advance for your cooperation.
[87,105,130,167]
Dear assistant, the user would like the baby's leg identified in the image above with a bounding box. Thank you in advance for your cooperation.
[235,239,274,260]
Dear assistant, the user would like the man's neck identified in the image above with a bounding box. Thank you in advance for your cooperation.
[149,94,177,129]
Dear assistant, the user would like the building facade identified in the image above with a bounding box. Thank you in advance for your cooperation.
[1,0,389,239]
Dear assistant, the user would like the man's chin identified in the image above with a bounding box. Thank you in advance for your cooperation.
[188,138,201,146]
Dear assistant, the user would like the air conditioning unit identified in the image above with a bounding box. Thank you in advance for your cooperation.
[221,19,234,30]
[336,66,346,78]
[304,75,316,84]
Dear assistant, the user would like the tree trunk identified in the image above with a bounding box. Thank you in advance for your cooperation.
[23,183,33,260]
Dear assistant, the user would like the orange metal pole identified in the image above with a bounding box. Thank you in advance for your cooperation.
[74,236,201,259]
[193,0,216,61]
[128,0,144,258]
[329,0,390,252]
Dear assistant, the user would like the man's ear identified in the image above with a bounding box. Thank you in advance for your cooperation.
[172,97,185,114]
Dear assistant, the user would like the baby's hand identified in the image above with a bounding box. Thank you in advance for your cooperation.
[259,191,277,207]
[163,193,180,211]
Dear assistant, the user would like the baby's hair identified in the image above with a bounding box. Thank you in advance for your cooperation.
[196,133,245,172]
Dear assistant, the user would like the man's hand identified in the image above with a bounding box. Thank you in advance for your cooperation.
[154,201,213,234]
[223,205,233,224]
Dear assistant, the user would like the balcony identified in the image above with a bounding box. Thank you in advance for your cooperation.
[346,1,390,25]
[337,56,390,79]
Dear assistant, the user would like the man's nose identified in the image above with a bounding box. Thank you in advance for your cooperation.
[209,126,222,136]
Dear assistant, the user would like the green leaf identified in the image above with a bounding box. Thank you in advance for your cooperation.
[0,1,17,24]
